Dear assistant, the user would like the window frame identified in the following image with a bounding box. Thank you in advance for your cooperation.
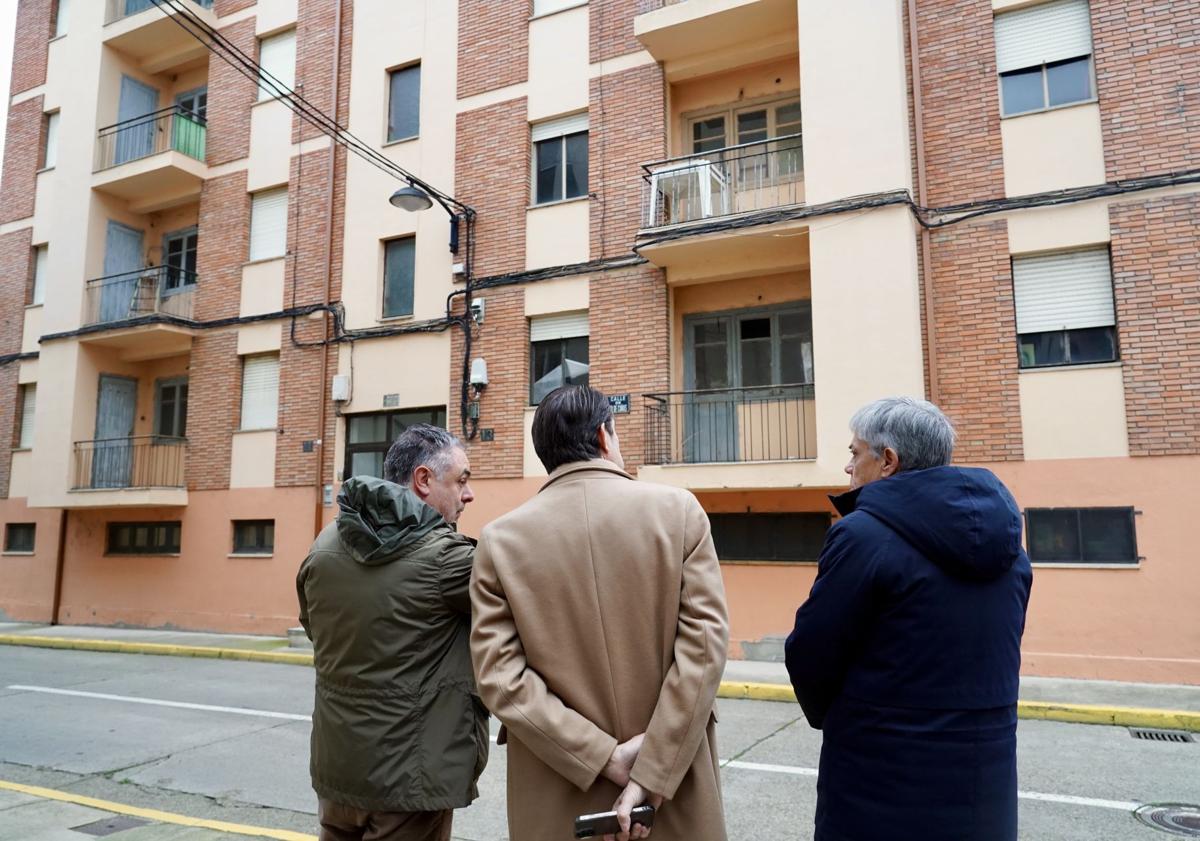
[231,519,275,556]
[1024,507,1139,566]
[30,245,47,306]
[531,123,589,206]
[3,523,36,554]
[385,63,421,144]
[684,94,802,151]
[683,302,815,392]
[106,521,182,556]
[248,187,288,262]
[342,406,448,482]
[529,334,590,405]
[257,29,297,102]
[17,383,37,450]
[162,226,199,295]
[239,353,280,431]
[154,377,189,439]
[998,54,1097,118]
[381,236,416,320]
[41,111,59,170]
[709,512,831,563]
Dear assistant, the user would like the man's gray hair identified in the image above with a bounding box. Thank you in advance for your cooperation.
[849,397,956,472]
[383,424,463,486]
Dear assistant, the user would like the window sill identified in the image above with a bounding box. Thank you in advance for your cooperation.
[530,1,587,22]
[527,195,590,211]
[104,553,182,558]
[243,256,287,268]
[36,166,56,174]
[1031,562,1141,569]
[383,135,419,148]
[377,313,415,324]
[11,448,31,454]
[2,552,36,557]
[49,34,67,43]
[1018,360,1121,375]
[25,303,43,311]
[235,427,278,434]
[229,552,274,558]
[1001,97,1099,121]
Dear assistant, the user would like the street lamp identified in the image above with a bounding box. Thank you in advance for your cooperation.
[388,185,434,212]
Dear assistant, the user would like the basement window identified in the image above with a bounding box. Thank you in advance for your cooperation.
[1025,507,1138,565]
[107,521,182,555]
[232,520,275,555]
[4,523,36,554]
[709,512,830,562]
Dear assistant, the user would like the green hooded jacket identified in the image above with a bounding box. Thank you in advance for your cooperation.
[297,476,488,812]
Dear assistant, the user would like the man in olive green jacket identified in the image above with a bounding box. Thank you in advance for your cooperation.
[298,424,485,841]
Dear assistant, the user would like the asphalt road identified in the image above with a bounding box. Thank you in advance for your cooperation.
[0,646,1197,840]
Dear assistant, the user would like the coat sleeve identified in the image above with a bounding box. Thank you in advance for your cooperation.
[436,533,475,617]
[470,529,618,792]
[784,520,877,729]
[296,554,313,642]
[630,494,729,800]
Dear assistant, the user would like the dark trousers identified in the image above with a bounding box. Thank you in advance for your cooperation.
[318,797,453,841]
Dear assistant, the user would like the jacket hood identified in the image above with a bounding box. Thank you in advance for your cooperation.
[336,476,445,565]
[832,466,1024,582]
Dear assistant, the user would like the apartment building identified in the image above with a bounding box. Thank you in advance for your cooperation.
[1,0,1196,683]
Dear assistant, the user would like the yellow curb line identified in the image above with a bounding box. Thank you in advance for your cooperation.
[0,779,317,841]
[0,635,313,666]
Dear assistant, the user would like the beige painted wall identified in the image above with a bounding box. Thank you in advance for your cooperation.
[21,307,43,355]
[240,259,286,316]
[18,360,38,385]
[528,5,589,122]
[797,0,912,203]
[255,0,299,36]
[247,100,293,192]
[1019,364,1129,460]
[525,200,590,270]
[522,407,547,478]
[671,56,799,157]
[1007,200,1110,254]
[230,429,278,487]
[1001,103,1106,197]
[237,323,281,355]
[524,275,590,316]
[8,451,34,499]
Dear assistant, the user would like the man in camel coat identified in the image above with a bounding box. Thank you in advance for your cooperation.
[471,385,730,841]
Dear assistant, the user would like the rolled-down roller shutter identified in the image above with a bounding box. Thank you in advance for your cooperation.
[994,0,1093,74]
[240,354,279,430]
[530,311,589,342]
[1013,247,1115,334]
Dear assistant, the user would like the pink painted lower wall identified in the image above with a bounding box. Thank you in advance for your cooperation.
[0,499,64,622]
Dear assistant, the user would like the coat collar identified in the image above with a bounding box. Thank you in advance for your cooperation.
[539,459,634,493]
[829,485,862,517]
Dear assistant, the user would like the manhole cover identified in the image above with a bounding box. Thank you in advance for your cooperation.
[70,815,151,837]
[1135,804,1200,838]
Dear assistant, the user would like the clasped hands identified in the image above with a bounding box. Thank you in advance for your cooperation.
[600,733,665,841]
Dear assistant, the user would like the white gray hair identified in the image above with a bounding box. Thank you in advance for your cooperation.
[383,424,463,486]
[849,397,955,472]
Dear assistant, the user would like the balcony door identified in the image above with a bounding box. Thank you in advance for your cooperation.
[93,375,137,489]
[173,87,207,160]
[115,76,159,165]
[101,221,145,323]
[162,227,198,294]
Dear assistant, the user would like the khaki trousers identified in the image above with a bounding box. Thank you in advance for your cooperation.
[317,797,453,841]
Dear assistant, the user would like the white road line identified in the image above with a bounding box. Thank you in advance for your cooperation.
[7,685,312,722]
[3,685,1145,813]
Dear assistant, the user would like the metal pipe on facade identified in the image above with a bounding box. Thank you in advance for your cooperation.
[50,510,68,625]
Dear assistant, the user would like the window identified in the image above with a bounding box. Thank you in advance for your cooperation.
[42,112,59,169]
[1026,507,1137,564]
[163,228,198,293]
[383,237,415,318]
[30,245,47,306]
[687,305,814,391]
[387,64,420,143]
[258,30,296,101]
[107,521,182,555]
[232,520,275,555]
[530,312,589,404]
[1013,247,1117,368]
[688,98,803,179]
[4,524,35,553]
[532,114,588,205]
[249,188,288,261]
[18,384,36,449]
[240,354,279,430]
[995,0,1094,116]
[53,0,69,37]
[155,378,188,438]
[534,0,587,15]
[710,513,830,562]
[343,407,447,480]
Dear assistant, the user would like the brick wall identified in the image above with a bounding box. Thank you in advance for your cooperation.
[214,0,256,15]
[590,0,642,63]
[0,366,17,499]
[457,0,529,99]
[0,229,33,499]
[913,0,1005,206]
[929,219,1023,463]
[0,97,44,224]
[186,332,238,491]
[1093,0,1200,181]
[589,65,665,259]
[456,98,529,277]
[206,18,257,166]
[10,0,51,95]
[1112,193,1200,456]
[194,171,249,321]
[294,0,353,144]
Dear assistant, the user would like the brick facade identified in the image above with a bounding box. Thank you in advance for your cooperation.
[455,98,529,278]
[1112,192,1200,456]
[214,0,256,15]
[185,332,238,491]
[194,172,250,321]
[0,97,44,224]
[457,0,529,99]
[928,219,1023,463]
[1093,0,1200,181]
[294,0,354,144]
[0,229,33,499]
[590,0,643,63]
[206,18,257,167]
[589,65,665,260]
[9,0,51,96]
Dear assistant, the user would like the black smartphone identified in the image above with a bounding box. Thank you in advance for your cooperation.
[574,805,656,838]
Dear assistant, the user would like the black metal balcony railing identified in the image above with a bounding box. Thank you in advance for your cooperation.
[72,436,187,491]
[643,384,816,466]
[84,266,197,326]
[95,105,207,171]
[641,134,804,229]
[105,0,213,25]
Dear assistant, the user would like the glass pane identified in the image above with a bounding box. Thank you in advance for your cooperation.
[388,65,421,142]
[348,415,388,444]
[775,101,802,134]
[1067,326,1116,364]
[736,110,768,145]
[383,238,415,318]
[535,138,563,204]
[1027,510,1081,562]
[391,409,441,437]
[1018,331,1068,367]
[781,336,813,384]
[692,320,727,347]
[694,344,729,390]
[565,132,588,199]
[740,317,773,387]
[563,336,590,387]
[1000,67,1045,115]
[1047,56,1091,107]
[692,117,726,154]
[157,390,176,436]
[531,340,566,404]
[740,318,771,341]
[350,451,385,479]
[1080,509,1135,563]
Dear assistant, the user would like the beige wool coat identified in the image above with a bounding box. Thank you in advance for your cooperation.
[470,460,730,841]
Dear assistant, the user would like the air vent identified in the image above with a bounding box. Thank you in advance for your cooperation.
[1129,727,1194,743]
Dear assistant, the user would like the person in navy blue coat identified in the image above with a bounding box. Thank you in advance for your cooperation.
[785,397,1032,841]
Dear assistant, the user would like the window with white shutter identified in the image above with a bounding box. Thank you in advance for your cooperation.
[53,0,69,37]
[19,384,36,449]
[994,0,1094,116]
[1013,247,1117,368]
[31,245,47,306]
[43,112,59,169]
[530,312,589,404]
[532,114,589,205]
[249,188,288,261]
[258,30,296,101]
[240,354,280,430]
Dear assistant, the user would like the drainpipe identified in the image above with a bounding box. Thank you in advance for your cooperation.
[906,0,940,404]
[50,509,68,625]
[314,0,344,538]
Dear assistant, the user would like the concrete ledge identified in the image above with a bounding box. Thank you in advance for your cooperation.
[0,635,313,666]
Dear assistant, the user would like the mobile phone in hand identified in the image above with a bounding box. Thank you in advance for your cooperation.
[574,804,656,838]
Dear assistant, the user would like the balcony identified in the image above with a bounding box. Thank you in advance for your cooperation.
[93,106,208,212]
[79,267,197,359]
[104,0,215,74]
[69,436,188,507]
[634,0,798,80]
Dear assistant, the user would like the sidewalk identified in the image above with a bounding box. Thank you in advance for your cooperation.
[3,622,1200,729]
